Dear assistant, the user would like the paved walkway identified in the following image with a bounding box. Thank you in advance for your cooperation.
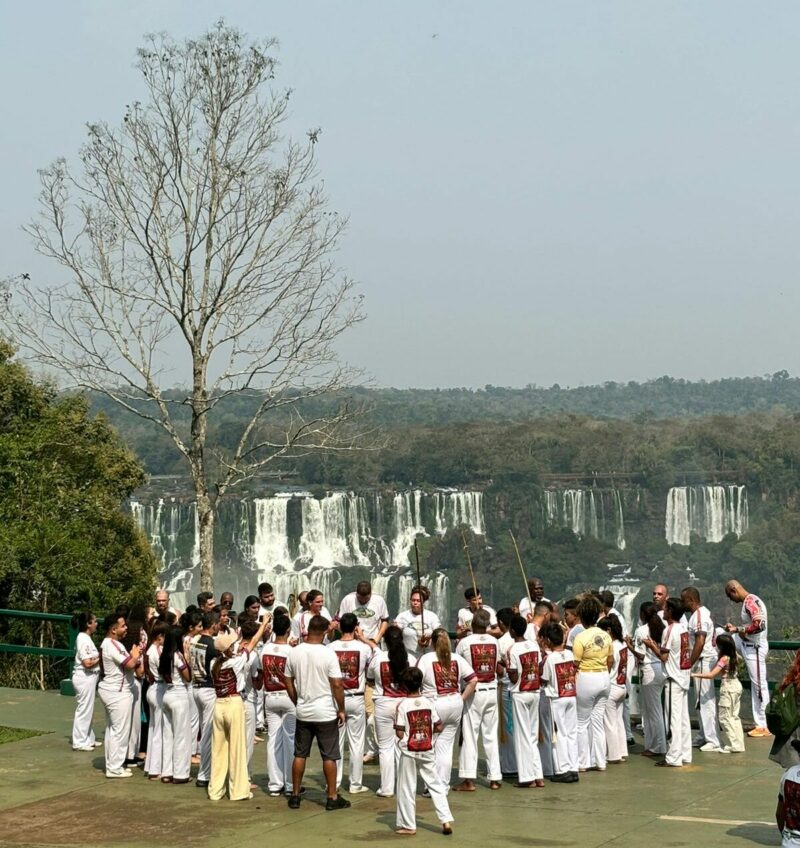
[0,687,782,848]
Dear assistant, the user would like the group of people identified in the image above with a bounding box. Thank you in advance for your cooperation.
[69,575,770,836]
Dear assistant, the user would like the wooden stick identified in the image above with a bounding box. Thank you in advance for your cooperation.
[461,530,478,596]
[413,538,425,639]
[508,529,532,611]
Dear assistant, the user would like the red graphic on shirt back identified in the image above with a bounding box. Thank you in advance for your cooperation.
[406,708,434,752]
[380,661,405,697]
[213,666,238,697]
[785,779,800,831]
[554,661,576,697]
[262,654,288,692]
[432,661,459,696]
[469,643,497,683]
[335,650,361,690]
[616,647,629,685]
[518,650,541,692]
[679,632,692,670]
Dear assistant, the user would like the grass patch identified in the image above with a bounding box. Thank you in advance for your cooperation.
[0,725,47,745]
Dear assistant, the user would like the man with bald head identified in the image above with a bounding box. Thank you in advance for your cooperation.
[724,580,770,737]
[652,584,669,619]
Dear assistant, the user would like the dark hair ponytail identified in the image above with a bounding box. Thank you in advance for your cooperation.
[384,625,409,681]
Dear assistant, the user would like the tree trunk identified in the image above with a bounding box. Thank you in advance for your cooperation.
[196,490,215,592]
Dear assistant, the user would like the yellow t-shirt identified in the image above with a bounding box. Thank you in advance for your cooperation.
[572,626,612,672]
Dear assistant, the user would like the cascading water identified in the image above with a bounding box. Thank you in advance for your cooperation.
[543,488,626,549]
[665,485,748,545]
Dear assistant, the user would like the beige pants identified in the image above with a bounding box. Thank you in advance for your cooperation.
[209,697,250,801]
[718,678,745,753]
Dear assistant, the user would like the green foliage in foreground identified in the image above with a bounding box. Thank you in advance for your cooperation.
[0,725,47,745]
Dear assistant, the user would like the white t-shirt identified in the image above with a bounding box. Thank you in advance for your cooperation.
[780,765,800,847]
[606,607,629,638]
[368,649,416,698]
[328,639,373,694]
[456,633,498,688]
[260,642,293,696]
[685,606,717,664]
[99,638,132,689]
[661,621,691,690]
[73,632,99,675]
[291,607,333,643]
[610,641,629,688]
[497,631,514,685]
[633,623,660,667]
[242,649,261,704]
[395,694,440,758]
[395,609,441,654]
[284,642,341,722]
[146,644,163,683]
[541,649,577,699]
[416,652,476,698]
[258,600,288,620]
[457,605,498,633]
[166,651,189,688]
[337,592,389,641]
[566,623,584,650]
[740,593,768,648]
[506,639,541,695]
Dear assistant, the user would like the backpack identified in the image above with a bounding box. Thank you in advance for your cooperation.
[766,685,800,738]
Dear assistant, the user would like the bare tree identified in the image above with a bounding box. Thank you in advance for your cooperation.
[2,23,367,590]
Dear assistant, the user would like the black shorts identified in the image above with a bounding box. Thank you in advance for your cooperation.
[294,718,341,761]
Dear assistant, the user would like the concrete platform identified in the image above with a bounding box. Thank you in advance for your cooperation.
[0,687,782,848]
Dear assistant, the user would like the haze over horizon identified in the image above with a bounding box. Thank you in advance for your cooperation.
[2,1,798,390]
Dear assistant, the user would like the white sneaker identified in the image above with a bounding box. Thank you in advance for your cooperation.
[348,785,371,794]
[699,743,722,752]
[375,789,395,798]
[72,746,95,752]
[105,769,133,778]
[93,741,103,748]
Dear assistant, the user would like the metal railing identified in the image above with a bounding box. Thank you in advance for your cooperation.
[0,609,77,695]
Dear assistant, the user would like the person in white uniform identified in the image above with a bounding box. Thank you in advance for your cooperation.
[417,628,478,787]
[261,613,297,796]
[159,626,193,783]
[495,608,517,776]
[456,587,500,639]
[724,579,770,736]
[189,611,220,788]
[455,609,502,791]
[626,602,666,759]
[337,581,390,644]
[70,612,100,751]
[328,612,374,794]
[395,587,441,654]
[239,618,264,774]
[681,586,722,752]
[597,615,628,763]
[291,590,334,644]
[143,621,169,779]
[258,582,286,620]
[97,613,139,778]
[393,667,454,837]
[541,621,579,782]
[646,598,692,768]
[777,743,800,848]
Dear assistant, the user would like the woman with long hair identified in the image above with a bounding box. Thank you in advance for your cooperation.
[395,586,441,654]
[143,621,170,780]
[367,625,411,797]
[158,626,192,783]
[416,628,478,787]
[626,601,666,758]
[70,612,100,751]
[598,615,628,764]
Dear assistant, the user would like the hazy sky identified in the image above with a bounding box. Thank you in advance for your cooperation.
[1,1,799,389]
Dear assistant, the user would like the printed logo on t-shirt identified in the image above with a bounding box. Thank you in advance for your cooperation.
[262,654,288,692]
[554,661,576,697]
[785,779,800,831]
[335,649,361,690]
[518,650,540,692]
[406,708,434,752]
[380,661,404,697]
[679,632,692,670]
[616,647,629,686]
[470,643,497,683]
[432,661,459,696]
[213,666,238,697]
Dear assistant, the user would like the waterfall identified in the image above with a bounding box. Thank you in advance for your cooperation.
[543,488,626,549]
[665,485,748,545]
[252,497,291,569]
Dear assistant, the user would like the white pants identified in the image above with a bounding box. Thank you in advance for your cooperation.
[162,685,192,780]
[538,693,554,776]
[433,695,463,786]
[665,679,692,766]
[145,682,165,776]
[511,691,542,783]
[396,750,453,832]
[605,683,627,762]
[193,686,216,782]
[576,671,610,770]
[375,697,402,795]
[736,637,769,728]
[640,663,667,755]
[458,687,501,782]
[692,658,720,747]
[71,670,99,749]
[244,694,257,773]
[98,684,133,773]
[265,693,296,793]
[188,683,200,755]
[126,678,142,760]
[550,696,578,774]
[498,685,517,775]
[337,695,367,790]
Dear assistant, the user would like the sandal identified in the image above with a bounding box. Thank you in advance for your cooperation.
[489,781,502,790]
[161,776,173,783]
[442,824,453,836]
